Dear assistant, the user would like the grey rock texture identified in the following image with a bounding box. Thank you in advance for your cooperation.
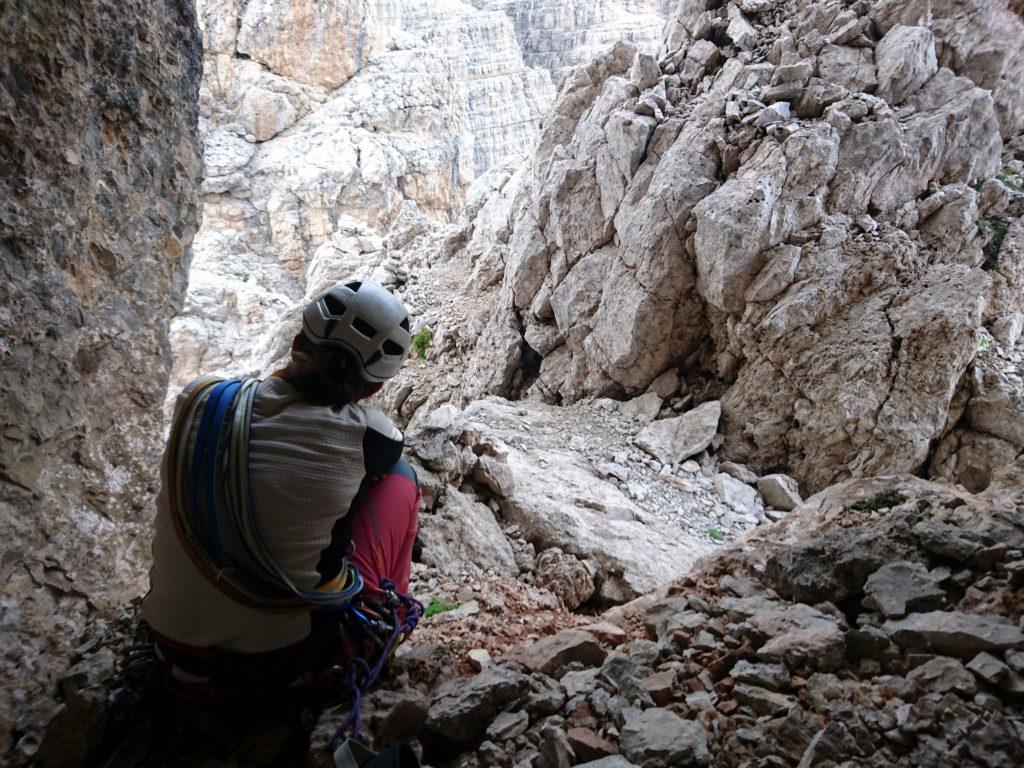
[0,0,202,752]
[535,547,596,610]
[882,611,1024,657]
[417,487,519,577]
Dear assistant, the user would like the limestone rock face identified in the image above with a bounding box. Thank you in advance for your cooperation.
[237,0,388,90]
[484,0,673,77]
[0,0,202,751]
[172,0,679,404]
[171,0,558,396]
[456,0,1024,494]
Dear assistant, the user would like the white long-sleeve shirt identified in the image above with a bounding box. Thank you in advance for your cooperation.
[142,376,403,653]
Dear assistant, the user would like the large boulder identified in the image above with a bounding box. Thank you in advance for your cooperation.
[416,488,518,577]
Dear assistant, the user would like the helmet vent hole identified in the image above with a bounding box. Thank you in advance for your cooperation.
[382,339,404,356]
[352,317,377,338]
[345,280,363,292]
[399,316,410,332]
[323,295,347,317]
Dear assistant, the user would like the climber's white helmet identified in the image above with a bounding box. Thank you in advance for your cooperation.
[302,280,411,383]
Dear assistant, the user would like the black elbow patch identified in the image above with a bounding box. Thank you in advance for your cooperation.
[363,428,404,476]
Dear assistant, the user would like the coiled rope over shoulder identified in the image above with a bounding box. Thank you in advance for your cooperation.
[166,378,363,612]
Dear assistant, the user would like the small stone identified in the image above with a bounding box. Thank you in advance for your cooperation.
[636,401,721,464]
[714,473,761,515]
[913,522,985,563]
[642,670,676,706]
[726,4,757,50]
[753,102,790,127]
[685,691,716,711]
[907,656,977,695]
[863,562,945,619]
[511,629,608,677]
[664,474,697,493]
[967,652,1011,686]
[692,631,717,650]
[647,370,680,399]
[620,392,663,423]
[773,61,812,82]
[598,462,632,484]
[540,724,575,768]
[756,474,803,511]
[563,668,600,699]
[797,722,861,767]
[425,668,532,743]
[535,548,595,610]
[882,611,1024,657]
[1006,651,1024,673]
[630,53,661,91]
[601,654,655,706]
[468,648,492,671]
[733,683,796,716]
[620,707,710,767]
[577,621,628,646]
[487,709,530,741]
[567,727,619,762]
[719,461,757,485]
[730,660,791,692]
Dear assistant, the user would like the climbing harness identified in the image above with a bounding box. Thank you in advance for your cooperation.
[324,579,423,747]
[167,377,363,610]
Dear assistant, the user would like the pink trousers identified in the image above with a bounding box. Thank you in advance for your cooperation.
[346,460,420,593]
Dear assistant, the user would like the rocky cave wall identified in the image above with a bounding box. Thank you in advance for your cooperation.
[0,0,203,754]
[456,0,1024,496]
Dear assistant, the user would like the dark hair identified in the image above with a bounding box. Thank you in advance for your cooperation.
[280,333,377,407]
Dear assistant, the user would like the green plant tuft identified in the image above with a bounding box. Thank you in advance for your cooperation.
[996,166,1024,193]
[977,218,1009,271]
[851,491,908,512]
[424,597,459,618]
[412,328,433,359]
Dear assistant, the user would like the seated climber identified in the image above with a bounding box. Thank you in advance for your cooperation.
[141,280,421,734]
